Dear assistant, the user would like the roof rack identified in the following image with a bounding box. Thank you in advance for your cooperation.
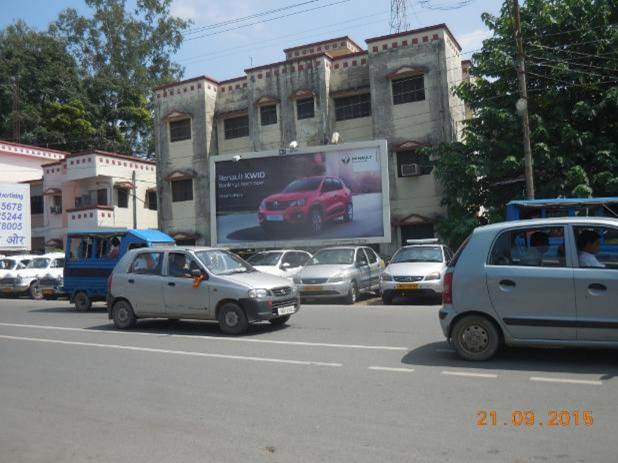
[405,238,439,245]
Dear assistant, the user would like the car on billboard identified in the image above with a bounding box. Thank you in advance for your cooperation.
[258,176,353,234]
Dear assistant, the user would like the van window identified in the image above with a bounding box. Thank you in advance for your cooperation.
[69,237,94,260]
[489,227,566,267]
[365,248,378,263]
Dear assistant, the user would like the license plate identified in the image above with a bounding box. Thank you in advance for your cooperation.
[42,289,55,296]
[278,305,296,316]
[395,283,419,290]
[266,215,284,222]
[1,288,12,293]
[303,285,322,292]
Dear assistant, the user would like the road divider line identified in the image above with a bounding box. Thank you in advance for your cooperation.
[529,377,602,386]
[441,371,498,379]
[368,366,415,373]
[0,322,408,351]
[0,334,342,368]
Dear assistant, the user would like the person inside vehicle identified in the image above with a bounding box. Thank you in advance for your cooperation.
[108,237,121,258]
[577,229,605,268]
[520,231,549,266]
[169,254,191,278]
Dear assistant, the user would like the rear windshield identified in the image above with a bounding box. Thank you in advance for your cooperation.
[308,249,354,265]
[392,246,443,263]
[449,235,472,267]
[247,252,282,266]
[283,177,322,193]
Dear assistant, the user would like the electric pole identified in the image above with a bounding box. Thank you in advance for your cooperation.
[513,0,535,199]
[12,75,21,143]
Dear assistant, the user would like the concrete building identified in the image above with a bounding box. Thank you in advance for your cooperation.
[28,150,159,251]
[0,140,67,183]
[153,23,468,254]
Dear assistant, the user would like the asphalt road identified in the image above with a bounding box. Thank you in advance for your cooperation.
[216,193,384,243]
[1,298,617,462]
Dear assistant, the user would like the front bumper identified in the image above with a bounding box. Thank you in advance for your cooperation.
[239,296,301,322]
[39,285,65,297]
[258,208,307,226]
[381,279,443,298]
[0,283,29,294]
[298,280,351,298]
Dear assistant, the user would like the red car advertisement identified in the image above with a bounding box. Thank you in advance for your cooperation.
[211,142,390,248]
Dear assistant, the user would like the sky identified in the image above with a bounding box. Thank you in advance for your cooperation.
[0,0,504,81]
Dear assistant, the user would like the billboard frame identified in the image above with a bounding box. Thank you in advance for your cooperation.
[209,139,390,249]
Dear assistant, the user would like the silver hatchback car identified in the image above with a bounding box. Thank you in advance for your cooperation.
[440,217,618,360]
[107,247,300,334]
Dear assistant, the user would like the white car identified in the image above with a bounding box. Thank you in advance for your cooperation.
[246,250,312,279]
[0,255,34,296]
[0,252,64,300]
[37,253,66,299]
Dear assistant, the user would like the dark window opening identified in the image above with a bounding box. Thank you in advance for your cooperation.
[117,189,129,208]
[172,178,193,202]
[260,105,277,126]
[146,191,157,210]
[97,188,108,206]
[224,115,249,139]
[396,150,433,177]
[296,97,315,119]
[334,94,371,121]
[31,195,43,214]
[170,119,191,142]
[392,75,425,105]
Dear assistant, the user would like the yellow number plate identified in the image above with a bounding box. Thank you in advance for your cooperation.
[1,288,13,293]
[42,289,55,296]
[395,283,419,290]
[303,285,323,292]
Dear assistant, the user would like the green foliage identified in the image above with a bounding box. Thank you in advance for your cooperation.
[428,0,618,248]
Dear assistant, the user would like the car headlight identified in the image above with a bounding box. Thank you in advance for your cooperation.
[290,199,306,207]
[328,272,348,283]
[248,288,271,299]
[381,272,393,281]
[424,272,441,281]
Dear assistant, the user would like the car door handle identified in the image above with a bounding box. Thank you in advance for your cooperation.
[168,282,176,287]
[499,279,516,287]
[588,283,606,292]
[128,279,134,284]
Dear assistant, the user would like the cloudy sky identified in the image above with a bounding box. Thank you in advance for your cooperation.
[2,0,502,81]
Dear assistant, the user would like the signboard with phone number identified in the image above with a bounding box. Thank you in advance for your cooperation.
[0,183,31,251]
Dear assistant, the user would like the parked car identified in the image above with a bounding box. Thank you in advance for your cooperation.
[0,252,64,299]
[64,228,175,311]
[439,217,618,361]
[247,250,312,279]
[381,239,452,304]
[294,246,383,304]
[37,254,67,299]
[0,255,34,298]
[258,176,353,234]
[107,247,300,334]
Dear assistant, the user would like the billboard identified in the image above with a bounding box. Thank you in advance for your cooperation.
[0,182,31,251]
[210,140,390,249]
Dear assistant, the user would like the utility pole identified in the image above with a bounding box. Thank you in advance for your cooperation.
[513,0,535,199]
[132,170,137,229]
[12,75,20,143]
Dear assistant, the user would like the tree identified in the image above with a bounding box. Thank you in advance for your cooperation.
[50,0,190,156]
[426,0,618,248]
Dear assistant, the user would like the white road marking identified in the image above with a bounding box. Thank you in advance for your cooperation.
[441,371,498,379]
[0,334,342,367]
[0,322,408,351]
[368,366,415,373]
[530,377,602,386]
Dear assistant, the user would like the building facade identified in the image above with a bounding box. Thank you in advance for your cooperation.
[153,24,468,254]
[29,150,158,251]
[0,140,67,183]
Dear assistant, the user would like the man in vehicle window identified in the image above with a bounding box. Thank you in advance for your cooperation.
[520,231,550,266]
[577,229,605,268]
[169,254,191,278]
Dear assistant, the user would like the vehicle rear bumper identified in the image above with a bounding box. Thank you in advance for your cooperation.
[239,297,300,321]
[438,305,456,338]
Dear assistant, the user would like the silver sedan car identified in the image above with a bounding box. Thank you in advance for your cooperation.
[107,247,300,334]
[294,246,383,304]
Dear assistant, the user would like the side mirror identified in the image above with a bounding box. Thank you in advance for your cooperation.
[281,262,291,270]
[191,268,203,278]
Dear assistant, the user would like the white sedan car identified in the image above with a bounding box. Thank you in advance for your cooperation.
[246,250,312,280]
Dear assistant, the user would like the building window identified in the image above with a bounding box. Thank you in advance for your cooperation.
[260,105,277,126]
[50,195,62,214]
[392,75,425,105]
[169,118,191,142]
[146,190,157,210]
[296,97,315,119]
[396,150,433,177]
[117,189,129,208]
[31,195,43,214]
[97,188,108,206]
[172,178,193,202]
[334,94,371,121]
[224,115,249,139]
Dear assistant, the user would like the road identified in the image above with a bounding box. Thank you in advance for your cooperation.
[1,298,617,462]
[216,193,384,243]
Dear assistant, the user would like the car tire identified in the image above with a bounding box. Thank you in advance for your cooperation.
[309,207,323,234]
[344,282,358,305]
[74,291,92,311]
[382,294,393,305]
[218,302,249,335]
[344,202,353,222]
[29,282,43,300]
[269,315,291,326]
[451,315,500,361]
[112,299,136,330]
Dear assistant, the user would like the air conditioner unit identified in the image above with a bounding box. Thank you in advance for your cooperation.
[401,163,420,177]
[50,206,62,215]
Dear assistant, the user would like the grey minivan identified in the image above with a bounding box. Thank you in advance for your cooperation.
[107,247,300,334]
[440,217,618,360]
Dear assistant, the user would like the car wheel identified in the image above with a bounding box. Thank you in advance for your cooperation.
[344,282,358,305]
[269,315,291,326]
[344,202,353,222]
[451,315,500,361]
[112,300,136,330]
[29,282,43,300]
[218,302,249,335]
[309,207,323,234]
[382,294,393,305]
[74,291,92,311]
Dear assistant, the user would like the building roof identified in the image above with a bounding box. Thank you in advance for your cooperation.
[365,23,461,51]
[43,149,156,167]
[153,75,219,91]
[0,140,68,161]
[283,35,364,53]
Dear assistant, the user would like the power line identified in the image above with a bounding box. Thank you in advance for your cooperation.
[527,55,618,75]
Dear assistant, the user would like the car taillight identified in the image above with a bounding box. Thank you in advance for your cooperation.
[107,274,112,293]
[442,271,453,304]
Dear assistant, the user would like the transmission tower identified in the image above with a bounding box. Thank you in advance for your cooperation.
[390,0,409,33]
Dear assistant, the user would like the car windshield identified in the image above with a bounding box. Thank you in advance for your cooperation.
[0,259,16,270]
[195,250,254,275]
[27,258,51,269]
[392,246,443,263]
[283,177,322,193]
[308,249,354,265]
[247,252,283,266]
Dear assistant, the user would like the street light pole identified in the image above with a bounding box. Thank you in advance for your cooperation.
[513,0,535,199]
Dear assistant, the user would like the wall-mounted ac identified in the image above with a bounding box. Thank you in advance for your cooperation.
[401,163,420,177]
